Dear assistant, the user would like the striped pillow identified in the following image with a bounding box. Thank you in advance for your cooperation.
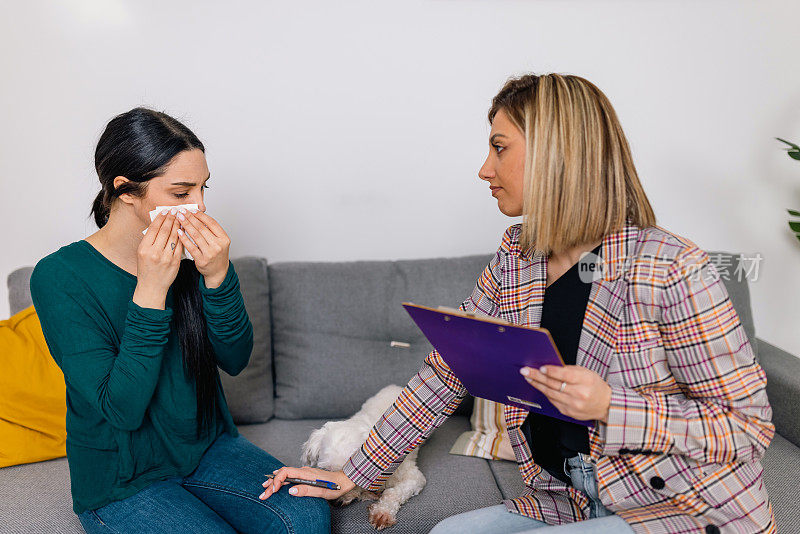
[449,397,515,461]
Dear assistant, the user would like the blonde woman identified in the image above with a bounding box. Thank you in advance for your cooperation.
[261,74,775,533]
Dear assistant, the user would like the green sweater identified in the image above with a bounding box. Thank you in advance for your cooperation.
[30,240,253,514]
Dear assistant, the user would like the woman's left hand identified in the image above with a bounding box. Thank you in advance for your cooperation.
[520,365,612,423]
[176,209,231,288]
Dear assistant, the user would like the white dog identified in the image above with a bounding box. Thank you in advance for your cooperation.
[300,385,427,530]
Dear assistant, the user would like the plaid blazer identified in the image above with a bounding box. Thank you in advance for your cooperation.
[343,223,775,534]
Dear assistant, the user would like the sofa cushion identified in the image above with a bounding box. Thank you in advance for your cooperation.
[0,306,66,468]
[757,337,800,448]
[6,257,273,424]
[0,456,81,533]
[239,415,505,533]
[7,266,34,316]
[269,255,490,419]
[761,433,800,531]
[487,457,526,500]
[450,397,515,461]
[218,257,273,423]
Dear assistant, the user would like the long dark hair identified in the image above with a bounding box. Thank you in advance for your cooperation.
[91,107,218,439]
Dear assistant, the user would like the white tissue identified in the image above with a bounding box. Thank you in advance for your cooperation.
[141,203,199,260]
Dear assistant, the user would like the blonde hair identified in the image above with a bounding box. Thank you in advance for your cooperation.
[489,73,656,255]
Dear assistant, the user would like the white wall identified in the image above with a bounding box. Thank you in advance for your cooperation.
[2,0,799,357]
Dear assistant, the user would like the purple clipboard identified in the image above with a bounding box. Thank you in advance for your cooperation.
[403,303,591,426]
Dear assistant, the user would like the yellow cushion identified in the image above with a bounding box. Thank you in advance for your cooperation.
[0,305,66,468]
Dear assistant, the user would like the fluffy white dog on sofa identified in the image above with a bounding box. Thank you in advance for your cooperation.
[300,385,427,530]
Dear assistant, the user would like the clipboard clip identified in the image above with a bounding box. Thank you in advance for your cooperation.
[435,305,512,327]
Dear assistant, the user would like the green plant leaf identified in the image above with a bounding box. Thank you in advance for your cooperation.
[789,209,800,217]
[789,150,800,161]
[790,221,800,232]
[777,137,800,150]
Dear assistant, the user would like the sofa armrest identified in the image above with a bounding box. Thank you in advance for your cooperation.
[7,266,34,316]
[756,336,800,448]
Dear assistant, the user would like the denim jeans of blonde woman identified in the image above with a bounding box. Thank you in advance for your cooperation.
[429,454,634,534]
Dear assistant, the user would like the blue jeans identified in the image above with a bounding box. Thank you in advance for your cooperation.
[77,432,330,534]
[430,454,633,534]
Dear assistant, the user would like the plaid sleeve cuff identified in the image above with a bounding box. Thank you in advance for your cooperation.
[600,385,669,456]
[342,449,383,492]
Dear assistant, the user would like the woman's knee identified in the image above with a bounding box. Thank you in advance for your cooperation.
[430,505,545,534]
[281,496,330,534]
[429,515,462,534]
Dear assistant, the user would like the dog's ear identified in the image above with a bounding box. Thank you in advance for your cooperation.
[300,428,324,466]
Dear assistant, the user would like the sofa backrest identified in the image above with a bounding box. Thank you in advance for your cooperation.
[268,255,490,419]
[7,251,758,423]
[220,257,273,423]
[7,266,33,317]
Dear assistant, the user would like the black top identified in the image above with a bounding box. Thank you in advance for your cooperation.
[519,243,601,485]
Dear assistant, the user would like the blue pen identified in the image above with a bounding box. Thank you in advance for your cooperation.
[265,474,340,491]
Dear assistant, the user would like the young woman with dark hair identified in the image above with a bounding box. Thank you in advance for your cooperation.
[30,108,330,534]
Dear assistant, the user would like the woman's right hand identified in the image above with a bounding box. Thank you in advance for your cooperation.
[132,209,183,310]
[259,467,356,501]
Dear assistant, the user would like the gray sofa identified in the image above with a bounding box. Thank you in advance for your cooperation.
[2,252,799,534]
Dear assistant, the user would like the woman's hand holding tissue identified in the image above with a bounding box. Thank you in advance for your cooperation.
[132,209,183,310]
[176,208,231,289]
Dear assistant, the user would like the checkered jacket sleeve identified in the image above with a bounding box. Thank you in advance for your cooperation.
[601,246,774,463]
[341,229,511,491]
